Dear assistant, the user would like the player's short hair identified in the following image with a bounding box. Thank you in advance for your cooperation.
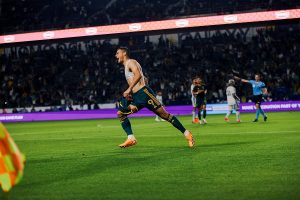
[118,47,130,57]
[255,73,261,77]
[228,79,235,85]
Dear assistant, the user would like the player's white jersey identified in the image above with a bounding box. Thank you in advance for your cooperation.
[191,84,196,107]
[226,86,237,105]
[156,95,163,105]
[191,84,195,94]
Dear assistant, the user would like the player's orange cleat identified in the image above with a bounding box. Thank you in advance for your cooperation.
[224,117,229,122]
[236,119,241,123]
[192,118,199,124]
[118,139,137,148]
[185,131,195,148]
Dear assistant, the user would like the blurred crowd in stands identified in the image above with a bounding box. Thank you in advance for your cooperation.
[1,0,299,34]
[1,25,300,113]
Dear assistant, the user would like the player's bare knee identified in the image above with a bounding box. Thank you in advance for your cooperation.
[128,105,138,113]
[117,111,124,120]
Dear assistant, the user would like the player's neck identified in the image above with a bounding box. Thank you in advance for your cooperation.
[123,58,130,66]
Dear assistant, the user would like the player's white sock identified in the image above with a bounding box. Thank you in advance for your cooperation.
[236,111,240,120]
[226,111,231,118]
[184,130,191,137]
[128,134,136,140]
[192,111,196,120]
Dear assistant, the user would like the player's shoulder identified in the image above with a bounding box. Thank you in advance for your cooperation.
[127,59,140,66]
[260,81,266,86]
[129,58,137,62]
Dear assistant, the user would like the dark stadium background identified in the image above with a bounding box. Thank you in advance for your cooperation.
[0,0,299,112]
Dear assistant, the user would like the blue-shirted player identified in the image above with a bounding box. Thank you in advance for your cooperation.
[234,74,268,122]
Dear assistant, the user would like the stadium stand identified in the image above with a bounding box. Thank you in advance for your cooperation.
[1,0,299,34]
[1,25,299,112]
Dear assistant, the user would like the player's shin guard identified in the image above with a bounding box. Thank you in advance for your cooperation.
[226,110,232,118]
[203,110,207,119]
[192,110,196,120]
[198,110,202,120]
[255,109,260,119]
[167,115,186,134]
[236,111,240,120]
[121,117,133,136]
[259,108,266,117]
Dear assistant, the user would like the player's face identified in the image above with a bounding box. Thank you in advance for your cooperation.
[255,75,260,81]
[115,49,125,64]
[196,78,202,85]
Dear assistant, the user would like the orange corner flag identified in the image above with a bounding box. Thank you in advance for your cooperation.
[0,123,25,192]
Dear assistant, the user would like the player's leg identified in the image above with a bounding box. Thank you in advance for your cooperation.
[225,105,232,122]
[252,95,260,122]
[202,103,207,124]
[142,86,194,147]
[117,97,138,148]
[257,95,267,121]
[253,103,260,122]
[198,107,202,124]
[192,106,197,123]
[258,105,267,121]
[235,104,241,122]
[192,96,198,123]
[153,106,195,147]
[117,111,138,148]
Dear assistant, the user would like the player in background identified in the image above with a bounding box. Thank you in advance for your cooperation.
[191,78,199,123]
[234,74,268,122]
[115,47,194,148]
[224,79,241,122]
[192,78,208,124]
[155,91,165,121]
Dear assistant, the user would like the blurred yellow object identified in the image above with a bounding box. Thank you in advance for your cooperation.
[0,123,25,192]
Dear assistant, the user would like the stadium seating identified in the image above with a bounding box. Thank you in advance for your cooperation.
[1,0,299,34]
[1,26,299,112]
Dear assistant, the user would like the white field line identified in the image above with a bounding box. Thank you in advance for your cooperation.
[13,130,299,141]
[10,122,300,136]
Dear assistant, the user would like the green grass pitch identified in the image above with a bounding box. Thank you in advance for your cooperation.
[1,112,300,200]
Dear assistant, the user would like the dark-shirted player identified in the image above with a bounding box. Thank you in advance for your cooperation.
[192,78,207,124]
[115,47,194,148]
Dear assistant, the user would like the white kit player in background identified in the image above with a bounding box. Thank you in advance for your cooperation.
[225,79,241,122]
[191,78,199,123]
[155,91,165,121]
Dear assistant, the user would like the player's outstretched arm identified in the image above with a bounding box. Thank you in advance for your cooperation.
[234,76,249,83]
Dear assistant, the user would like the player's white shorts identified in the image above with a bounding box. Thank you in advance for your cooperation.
[191,96,196,107]
[228,103,239,111]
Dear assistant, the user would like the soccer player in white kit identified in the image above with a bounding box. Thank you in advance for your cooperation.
[225,79,241,122]
[155,91,165,121]
[191,78,199,123]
